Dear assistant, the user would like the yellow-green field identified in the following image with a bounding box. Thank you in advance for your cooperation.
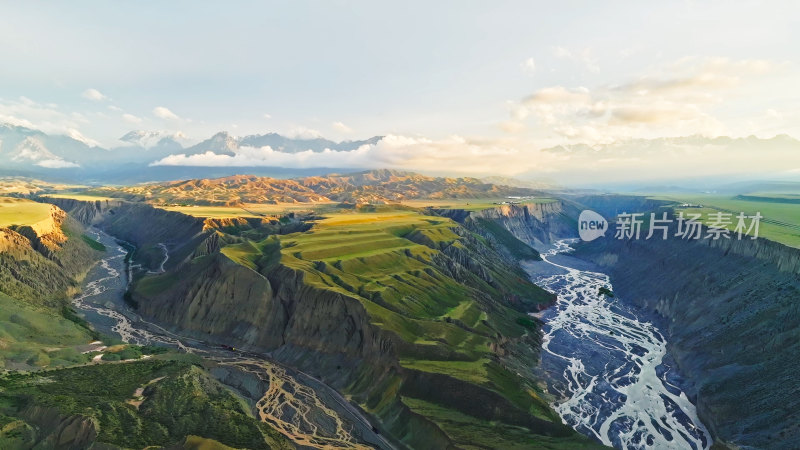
[0,197,53,228]
[161,198,558,219]
[158,202,339,218]
[40,192,117,202]
[221,209,548,392]
[0,178,85,195]
[399,197,557,211]
[649,193,800,248]
[282,211,459,262]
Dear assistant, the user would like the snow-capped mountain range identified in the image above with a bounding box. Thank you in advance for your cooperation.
[0,124,384,181]
[1,122,799,185]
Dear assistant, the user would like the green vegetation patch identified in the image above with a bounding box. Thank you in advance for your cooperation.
[598,287,614,298]
[0,197,52,228]
[648,193,800,248]
[210,207,565,444]
[0,359,291,449]
[80,234,107,251]
[477,218,541,260]
[0,293,94,370]
[401,397,603,450]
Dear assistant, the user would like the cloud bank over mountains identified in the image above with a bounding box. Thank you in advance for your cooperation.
[2,122,798,185]
[505,57,793,147]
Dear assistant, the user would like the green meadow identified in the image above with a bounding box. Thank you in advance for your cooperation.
[648,194,800,248]
[159,202,340,218]
[0,293,94,371]
[0,359,291,449]
[161,198,559,219]
[401,397,604,449]
[0,197,53,228]
[220,208,558,432]
[400,197,558,211]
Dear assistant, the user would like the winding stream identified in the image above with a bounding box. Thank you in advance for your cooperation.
[74,229,190,350]
[531,239,711,450]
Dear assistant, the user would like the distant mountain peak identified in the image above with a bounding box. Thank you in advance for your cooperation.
[11,137,79,168]
[119,130,189,149]
[183,131,240,156]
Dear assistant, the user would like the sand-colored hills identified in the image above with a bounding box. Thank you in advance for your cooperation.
[89,170,541,206]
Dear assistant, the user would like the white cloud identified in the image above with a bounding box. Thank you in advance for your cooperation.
[509,57,784,146]
[82,88,107,101]
[149,131,800,184]
[286,126,321,139]
[153,106,179,120]
[151,134,525,174]
[499,120,526,133]
[521,57,536,75]
[122,113,142,124]
[37,158,80,168]
[263,113,272,119]
[0,96,99,142]
[552,46,599,73]
[553,46,572,59]
[332,121,353,134]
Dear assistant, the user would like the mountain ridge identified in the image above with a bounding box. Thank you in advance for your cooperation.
[0,123,385,172]
[86,169,545,205]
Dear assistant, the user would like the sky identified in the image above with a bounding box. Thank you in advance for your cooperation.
[1,1,799,182]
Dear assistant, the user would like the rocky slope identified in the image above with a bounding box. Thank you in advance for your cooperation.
[434,201,579,250]
[37,196,125,226]
[0,203,97,307]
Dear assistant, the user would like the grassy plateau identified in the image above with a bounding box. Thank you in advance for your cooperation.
[213,207,600,448]
[648,193,800,247]
[0,198,53,228]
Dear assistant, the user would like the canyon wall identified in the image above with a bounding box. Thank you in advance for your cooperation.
[477,196,800,448]
[0,204,98,306]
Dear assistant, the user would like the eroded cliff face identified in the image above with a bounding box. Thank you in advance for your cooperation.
[39,197,124,226]
[40,198,210,272]
[133,251,395,365]
[20,405,98,450]
[0,205,98,306]
[8,204,68,258]
[451,201,578,248]
[575,229,800,448]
